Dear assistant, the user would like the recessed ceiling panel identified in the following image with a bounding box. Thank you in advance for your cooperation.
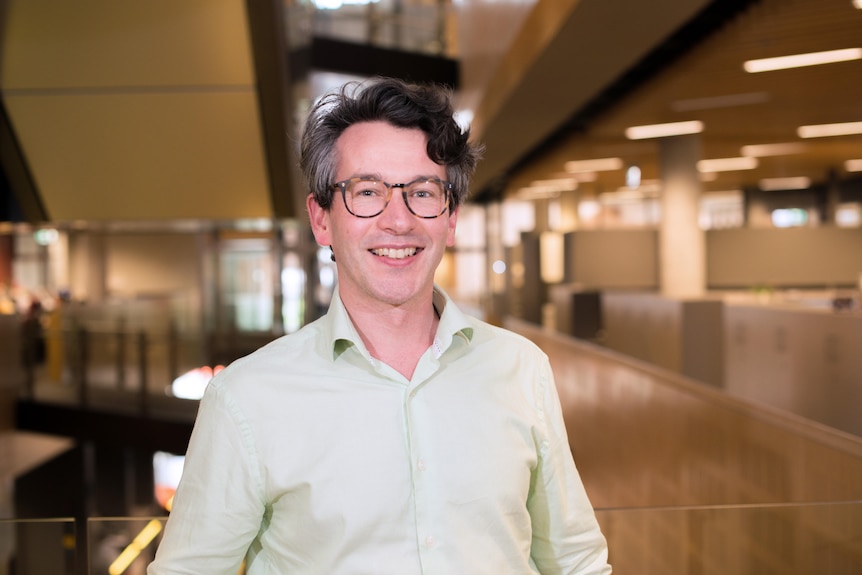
[1,0,255,89]
[5,91,271,221]
[0,0,270,222]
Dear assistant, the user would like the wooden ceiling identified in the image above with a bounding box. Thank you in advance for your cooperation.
[2,0,860,224]
[497,0,862,200]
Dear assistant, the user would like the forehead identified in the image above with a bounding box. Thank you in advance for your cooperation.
[334,121,445,180]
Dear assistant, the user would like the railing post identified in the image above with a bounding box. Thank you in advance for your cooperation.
[138,330,148,416]
[22,348,35,401]
[116,317,126,390]
[76,325,89,407]
[168,321,178,384]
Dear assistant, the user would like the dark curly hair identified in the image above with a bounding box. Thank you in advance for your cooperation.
[300,77,484,211]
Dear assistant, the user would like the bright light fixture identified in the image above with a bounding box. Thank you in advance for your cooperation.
[759,177,812,191]
[854,0,862,9]
[531,178,579,190]
[517,187,561,199]
[626,165,641,189]
[520,178,578,198]
[744,48,862,73]
[454,109,475,132]
[798,121,862,138]
[741,142,807,157]
[846,159,862,172]
[772,208,808,228]
[672,91,769,112]
[697,157,758,172]
[568,171,598,182]
[600,190,646,204]
[564,157,623,172]
[625,120,704,140]
[615,182,662,195]
[836,204,861,227]
[313,0,376,9]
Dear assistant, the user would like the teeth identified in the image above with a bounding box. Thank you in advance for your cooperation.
[372,247,418,259]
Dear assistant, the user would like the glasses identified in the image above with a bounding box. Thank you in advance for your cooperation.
[333,176,452,218]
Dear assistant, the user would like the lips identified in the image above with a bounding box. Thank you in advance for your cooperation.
[370,247,419,259]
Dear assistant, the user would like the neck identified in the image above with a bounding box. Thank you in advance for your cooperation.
[342,291,439,379]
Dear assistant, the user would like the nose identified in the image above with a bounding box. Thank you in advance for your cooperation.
[377,189,415,230]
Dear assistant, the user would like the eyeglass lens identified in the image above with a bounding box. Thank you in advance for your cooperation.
[342,178,449,218]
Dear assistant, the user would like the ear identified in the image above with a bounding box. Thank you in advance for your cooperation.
[445,205,460,248]
[307,194,332,247]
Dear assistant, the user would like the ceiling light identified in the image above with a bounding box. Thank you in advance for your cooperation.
[855,0,862,9]
[564,157,623,172]
[744,48,862,73]
[518,178,578,199]
[701,189,743,203]
[616,182,661,195]
[626,165,641,189]
[798,121,862,138]
[454,109,474,132]
[599,190,645,204]
[517,187,562,199]
[530,178,579,191]
[759,177,812,191]
[697,157,758,172]
[571,172,598,182]
[625,120,704,140]
[741,142,807,157]
[846,159,862,172]
[672,91,769,112]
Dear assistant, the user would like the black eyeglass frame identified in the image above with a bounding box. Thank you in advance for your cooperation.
[332,176,454,219]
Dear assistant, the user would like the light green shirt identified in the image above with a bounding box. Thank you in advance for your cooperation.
[149,287,610,575]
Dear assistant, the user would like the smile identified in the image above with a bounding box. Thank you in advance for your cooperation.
[371,247,419,259]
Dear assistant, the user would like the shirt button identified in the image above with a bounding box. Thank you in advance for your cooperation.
[425,536,436,548]
[417,459,427,471]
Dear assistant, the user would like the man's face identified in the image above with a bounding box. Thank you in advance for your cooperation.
[307,121,458,311]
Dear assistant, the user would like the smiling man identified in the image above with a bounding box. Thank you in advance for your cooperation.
[149,77,611,575]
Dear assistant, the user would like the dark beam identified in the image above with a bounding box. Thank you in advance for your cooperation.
[0,98,48,223]
[16,400,195,455]
[308,37,459,88]
[245,0,302,220]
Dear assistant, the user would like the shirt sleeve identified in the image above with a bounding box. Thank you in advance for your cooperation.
[148,377,266,575]
[528,356,613,575]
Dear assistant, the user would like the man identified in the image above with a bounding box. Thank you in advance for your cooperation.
[149,77,611,574]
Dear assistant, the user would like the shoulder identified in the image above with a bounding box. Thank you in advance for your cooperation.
[206,316,329,395]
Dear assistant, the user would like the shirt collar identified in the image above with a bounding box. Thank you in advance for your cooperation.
[322,285,474,362]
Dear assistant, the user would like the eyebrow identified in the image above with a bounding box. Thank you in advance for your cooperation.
[347,174,444,183]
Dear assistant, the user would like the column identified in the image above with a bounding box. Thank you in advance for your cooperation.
[659,135,705,297]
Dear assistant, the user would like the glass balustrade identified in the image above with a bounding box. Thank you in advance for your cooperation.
[3,502,860,573]
[0,500,833,574]
[0,518,76,575]
[595,500,862,575]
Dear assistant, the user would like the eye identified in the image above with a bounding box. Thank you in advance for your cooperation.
[407,181,443,199]
[350,181,385,198]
